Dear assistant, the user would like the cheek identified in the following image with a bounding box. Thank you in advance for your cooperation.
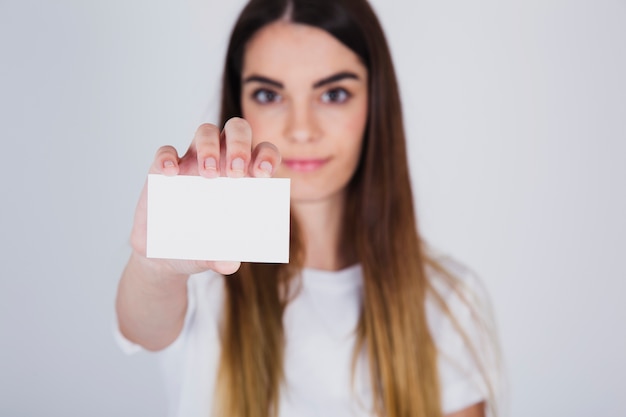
[336,104,368,156]
[346,112,368,141]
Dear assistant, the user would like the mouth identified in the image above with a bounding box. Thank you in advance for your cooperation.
[282,158,330,172]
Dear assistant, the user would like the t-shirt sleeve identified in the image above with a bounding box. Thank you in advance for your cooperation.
[426,257,501,415]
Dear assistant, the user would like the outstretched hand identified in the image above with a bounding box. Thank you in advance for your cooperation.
[129,117,281,277]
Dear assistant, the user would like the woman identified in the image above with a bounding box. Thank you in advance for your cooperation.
[115,0,499,416]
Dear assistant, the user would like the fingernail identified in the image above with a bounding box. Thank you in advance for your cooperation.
[204,157,217,170]
[163,160,175,168]
[231,157,245,171]
[259,161,273,177]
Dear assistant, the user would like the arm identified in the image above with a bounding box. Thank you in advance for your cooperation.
[115,119,281,351]
[116,252,189,351]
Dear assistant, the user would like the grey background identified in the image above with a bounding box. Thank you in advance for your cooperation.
[1,0,624,416]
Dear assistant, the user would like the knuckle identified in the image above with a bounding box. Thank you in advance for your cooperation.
[256,142,281,162]
[196,140,220,156]
[154,145,178,163]
[156,145,176,156]
[258,141,279,154]
[194,124,220,157]
[227,137,251,150]
[224,117,252,138]
[196,123,220,139]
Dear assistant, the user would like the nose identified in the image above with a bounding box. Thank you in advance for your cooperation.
[284,100,320,143]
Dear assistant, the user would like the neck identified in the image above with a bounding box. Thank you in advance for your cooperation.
[291,192,353,271]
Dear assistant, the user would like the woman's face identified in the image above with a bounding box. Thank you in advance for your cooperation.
[241,21,369,203]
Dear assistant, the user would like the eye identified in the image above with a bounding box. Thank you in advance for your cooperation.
[321,88,351,104]
[252,88,282,104]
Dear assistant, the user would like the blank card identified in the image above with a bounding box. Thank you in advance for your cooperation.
[146,174,290,263]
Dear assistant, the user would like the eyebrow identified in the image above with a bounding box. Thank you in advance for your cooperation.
[313,71,360,88]
[243,75,283,89]
[242,71,361,89]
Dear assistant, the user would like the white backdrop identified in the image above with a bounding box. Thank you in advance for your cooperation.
[1,0,624,416]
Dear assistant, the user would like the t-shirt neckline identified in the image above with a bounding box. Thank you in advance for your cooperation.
[300,263,363,291]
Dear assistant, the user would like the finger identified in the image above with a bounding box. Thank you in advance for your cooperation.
[222,117,252,178]
[185,260,241,276]
[210,261,241,276]
[163,259,241,276]
[249,141,281,178]
[191,123,221,178]
[150,145,180,176]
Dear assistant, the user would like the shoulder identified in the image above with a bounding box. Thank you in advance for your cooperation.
[423,249,502,416]
[423,248,495,342]
[424,249,489,307]
[422,247,496,353]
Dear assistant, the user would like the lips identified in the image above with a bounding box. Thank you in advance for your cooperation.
[282,158,330,172]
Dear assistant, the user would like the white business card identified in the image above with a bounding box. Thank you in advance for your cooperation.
[146,174,290,263]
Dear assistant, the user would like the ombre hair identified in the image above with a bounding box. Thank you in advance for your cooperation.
[215,1,498,416]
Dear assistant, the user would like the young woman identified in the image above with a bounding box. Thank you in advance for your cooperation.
[115,0,500,416]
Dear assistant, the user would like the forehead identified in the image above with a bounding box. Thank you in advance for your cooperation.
[242,21,367,81]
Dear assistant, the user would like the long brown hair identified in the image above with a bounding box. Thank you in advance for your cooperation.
[215,1,497,416]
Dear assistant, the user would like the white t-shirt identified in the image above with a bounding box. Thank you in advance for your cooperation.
[116,260,492,417]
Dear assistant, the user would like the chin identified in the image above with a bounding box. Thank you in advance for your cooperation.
[289,185,347,205]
